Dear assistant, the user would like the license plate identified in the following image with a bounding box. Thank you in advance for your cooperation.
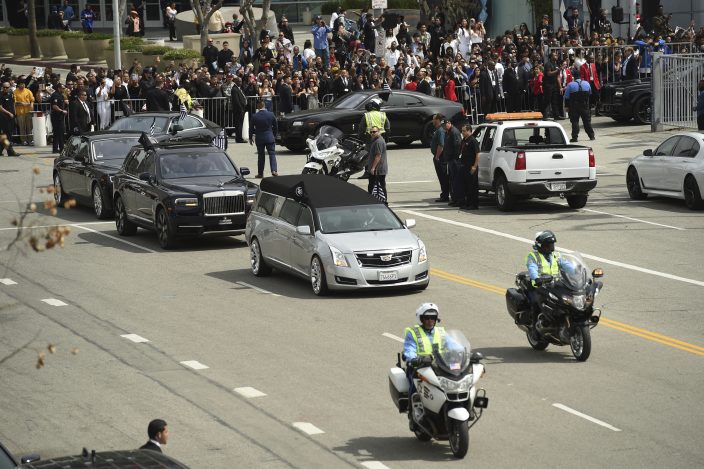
[378,271,398,281]
[219,217,233,225]
[550,182,567,191]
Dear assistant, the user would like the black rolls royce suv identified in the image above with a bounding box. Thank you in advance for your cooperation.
[112,137,258,249]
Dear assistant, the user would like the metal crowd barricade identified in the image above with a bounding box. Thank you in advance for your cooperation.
[651,52,704,131]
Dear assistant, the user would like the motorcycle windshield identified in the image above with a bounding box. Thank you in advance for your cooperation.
[314,125,343,151]
[433,329,472,377]
[559,252,591,290]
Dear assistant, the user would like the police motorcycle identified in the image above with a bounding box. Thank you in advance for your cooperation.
[505,252,604,361]
[388,329,489,459]
[301,125,367,181]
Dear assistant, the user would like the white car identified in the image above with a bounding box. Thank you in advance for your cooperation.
[627,132,704,209]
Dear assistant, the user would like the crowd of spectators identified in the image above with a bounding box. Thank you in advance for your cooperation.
[2,5,704,146]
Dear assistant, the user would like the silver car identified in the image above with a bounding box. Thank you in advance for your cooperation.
[245,175,430,295]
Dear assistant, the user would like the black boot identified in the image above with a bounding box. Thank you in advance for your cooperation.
[7,146,19,157]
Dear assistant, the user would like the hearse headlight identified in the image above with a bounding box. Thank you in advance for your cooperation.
[329,245,349,267]
[418,240,428,263]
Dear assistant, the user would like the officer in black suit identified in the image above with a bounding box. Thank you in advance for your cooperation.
[145,78,171,112]
[50,83,68,153]
[139,419,168,453]
[69,90,93,134]
[249,99,278,178]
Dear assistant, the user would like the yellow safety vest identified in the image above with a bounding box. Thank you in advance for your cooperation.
[364,110,387,134]
[404,325,446,356]
[525,250,561,285]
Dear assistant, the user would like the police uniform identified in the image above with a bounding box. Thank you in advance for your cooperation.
[357,109,390,174]
[50,89,67,153]
[403,324,446,394]
[564,76,594,142]
[0,89,16,154]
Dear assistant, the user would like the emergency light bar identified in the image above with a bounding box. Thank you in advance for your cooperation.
[485,112,544,122]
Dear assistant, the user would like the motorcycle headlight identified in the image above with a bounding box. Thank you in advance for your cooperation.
[418,240,427,263]
[563,294,586,310]
[329,245,349,267]
[438,375,472,393]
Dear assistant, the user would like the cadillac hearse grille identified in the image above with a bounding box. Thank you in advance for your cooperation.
[203,190,245,216]
[355,250,413,268]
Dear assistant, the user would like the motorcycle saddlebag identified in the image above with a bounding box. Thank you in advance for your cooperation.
[506,288,530,324]
[388,367,409,413]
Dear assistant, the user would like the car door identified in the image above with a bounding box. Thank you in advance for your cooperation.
[276,199,303,270]
[474,125,496,189]
[253,193,282,264]
[402,93,426,139]
[289,205,316,275]
[132,150,158,223]
[55,136,81,196]
[639,136,679,190]
[666,136,700,192]
[121,148,147,220]
[172,115,206,139]
[62,137,89,196]
[379,93,411,139]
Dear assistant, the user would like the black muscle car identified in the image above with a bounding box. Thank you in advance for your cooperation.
[108,112,228,149]
[53,131,143,219]
[113,138,257,249]
[599,78,651,124]
[277,90,469,152]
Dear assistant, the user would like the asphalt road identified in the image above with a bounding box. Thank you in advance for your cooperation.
[0,118,702,468]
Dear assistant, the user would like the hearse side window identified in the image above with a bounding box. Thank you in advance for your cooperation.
[256,192,277,216]
[298,207,313,231]
[279,199,301,225]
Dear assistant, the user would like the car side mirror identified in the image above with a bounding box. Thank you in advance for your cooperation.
[470,352,484,363]
[139,172,156,185]
[240,167,250,176]
[296,225,312,235]
[643,148,653,156]
[170,123,184,135]
[405,218,416,228]
[592,268,604,278]
[75,153,86,163]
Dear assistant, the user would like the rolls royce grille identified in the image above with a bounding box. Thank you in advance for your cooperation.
[203,190,245,216]
[355,250,413,268]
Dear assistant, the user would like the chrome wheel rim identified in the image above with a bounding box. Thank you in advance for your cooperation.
[570,330,583,356]
[54,175,62,205]
[92,185,102,216]
[157,211,168,246]
[311,258,322,294]
[251,241,260,274]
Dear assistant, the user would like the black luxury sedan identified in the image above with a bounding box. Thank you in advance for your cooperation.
[53,131,143,219]
[108,112,227,149]
[113,138,257,249]
[17,449,188,468]
[277,90,469,152]
[599,78,651,124]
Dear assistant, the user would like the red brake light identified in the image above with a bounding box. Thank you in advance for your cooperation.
[589,149,595,168]
[515,151,526,170]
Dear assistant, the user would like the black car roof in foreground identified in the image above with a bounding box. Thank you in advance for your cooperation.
[260,174,382,208]
[19,449,189,468]
[80,130,145,140]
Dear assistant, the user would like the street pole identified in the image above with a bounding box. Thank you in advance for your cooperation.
[113,0,121,70]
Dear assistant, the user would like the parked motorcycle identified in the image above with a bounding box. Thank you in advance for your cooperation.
[505,252,603,361]
[301,125,367,181]
[388,329,488,459]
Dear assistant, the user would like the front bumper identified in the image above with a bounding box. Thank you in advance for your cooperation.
[170,212,248,237]
[507,179,597,197]
[325,259,430,291]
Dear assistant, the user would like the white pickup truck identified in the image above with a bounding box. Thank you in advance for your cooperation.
[472,119,597,211]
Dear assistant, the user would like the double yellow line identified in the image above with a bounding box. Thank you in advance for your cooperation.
[430,267,704,357]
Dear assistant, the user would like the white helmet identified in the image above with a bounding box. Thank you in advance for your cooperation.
[416,302,440,325]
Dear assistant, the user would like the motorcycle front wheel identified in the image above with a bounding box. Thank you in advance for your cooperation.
[448,419,469,459]
[570,325,592,361]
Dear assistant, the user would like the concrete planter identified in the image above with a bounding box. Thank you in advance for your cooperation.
[8,34,31,58]
[38,36,66,58]
[63,37,88,61]
[0,33,11,57]
[124,50,145,69]
[84,39,110,63]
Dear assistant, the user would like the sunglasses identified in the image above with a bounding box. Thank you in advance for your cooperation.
[421,316,437,321]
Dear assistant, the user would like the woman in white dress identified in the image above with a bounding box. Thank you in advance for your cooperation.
[456,18,471,58]
[470,21,486,45]
[95,78,111,129]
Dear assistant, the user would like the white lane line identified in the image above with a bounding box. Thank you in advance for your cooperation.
[401,210,704,288]
[120,333,150,343]
[41,298,67,306]
[292,422,325,435]
[387,180,433,184]
[382,332,404,343]
[0,221,112,232]
[552,403,622,432]
[0,278,18,285]
[580,208,685,230]
[236,281,281,297]
[180,360,209,370]
[234,386,267,398]
[71,224,157,253]
[361,462,391,469]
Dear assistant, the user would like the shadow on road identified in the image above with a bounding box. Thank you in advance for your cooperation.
[333,436,457,463]
[474,345,581,365]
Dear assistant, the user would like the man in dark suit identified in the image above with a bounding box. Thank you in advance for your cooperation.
[145,79,170,112]
[69,90,93,134]
[249,99,278,178]
[278,76,293,115]
[502,62,521,112]
[479,62,497,117]
[333,69,351,99]
[622,47,639,81]
[139,419,168,453]
[230,77,247,143]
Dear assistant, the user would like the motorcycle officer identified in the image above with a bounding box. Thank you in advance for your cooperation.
[403,303,446,393]
[357,97,389,178]
[525,230,572,321]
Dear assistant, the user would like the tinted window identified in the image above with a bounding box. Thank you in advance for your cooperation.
[279,200,301,225]
[504,126,567,146]
[654,137,680,156]
[180,116,203,130]
[137,152,156,174]
[158,151,237,179]
[480,127,496,152]
[331,93,368,109]
[383,93,405,107]
[317,205,403,234]
[256,193,277,215]
[76,139,89,160]
[124,149,146,175]
[672,136,699,158]
[403,95,423,106]
[110,116,170,133]
[472,127,487,148]
[91,137,141,162]
[298,207,313,229]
